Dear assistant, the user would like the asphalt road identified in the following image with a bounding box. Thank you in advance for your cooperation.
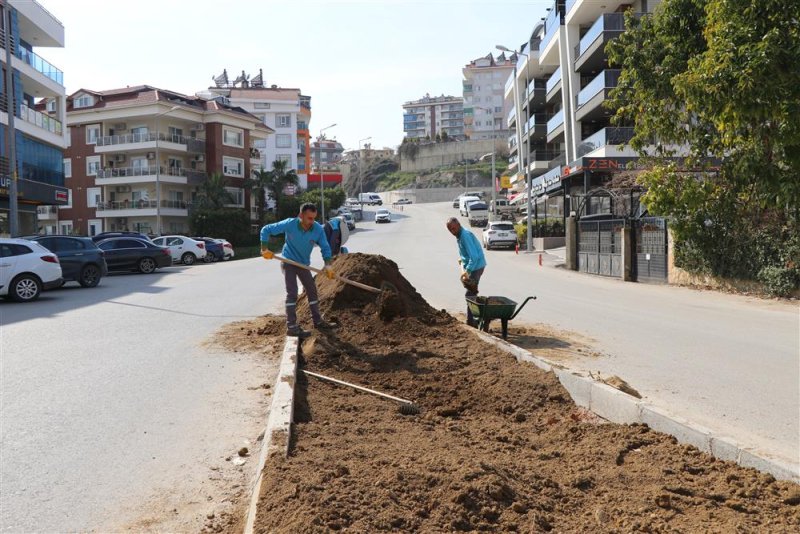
[1,258,287,531]
[347,202,800,467]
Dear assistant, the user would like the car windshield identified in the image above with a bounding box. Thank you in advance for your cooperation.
[492,223,515,231]
[377,210,389,214]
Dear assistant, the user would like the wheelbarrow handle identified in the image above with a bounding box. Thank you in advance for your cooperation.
[510,296,537,320]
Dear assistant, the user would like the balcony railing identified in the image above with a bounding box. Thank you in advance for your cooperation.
[546,67,562,94]
[96,132,189,147]
[507,107,516,127]
[530,150,564,162]
[574,13,632,62]
[547,109,564,134]
[97,199,189,211]
[16,47,64,85]
[96,166,192,179]
[19,104,63,135]
[525,113,548,134]
[566,0,579,18]
[576,127,635,157]
[539,6,561,54]
[527,79,547,98]
[577,69,621,108]
[505,73,515,95]
[37,205,58,216]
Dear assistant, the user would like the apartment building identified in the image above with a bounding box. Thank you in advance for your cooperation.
[0,0,67,236]
[402,94,464,141]
[505,0,661,218]
[205,71,312,190]
[463,53,516,141]
[61,86,271,236]
[342,146,395,163]
[311,137,344,170]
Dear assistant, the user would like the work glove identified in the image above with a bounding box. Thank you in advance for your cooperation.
[460,272,478,293]
[323,266,335,280]
[261,249,274,260]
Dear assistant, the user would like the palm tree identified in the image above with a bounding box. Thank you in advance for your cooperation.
[197,172,234,210]
[250,168,273,224]
[264,159,300,212]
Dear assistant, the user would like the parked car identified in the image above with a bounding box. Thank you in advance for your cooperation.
[342,212,356,231]
[216,238,235,260]
[345,197,360,206]
[28,235,108,288]
[151,235,207,265]
[91,231,151,243]
[452,196,461,208]
[482,222,517,250]
[192,237,225,262]
[375,208,391,223]
[395,198,412,205]
[96,237,172,273]
[0,238,63,302]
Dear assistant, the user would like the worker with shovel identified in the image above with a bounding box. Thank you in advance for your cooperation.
[261,203,336,338]
[446,217,486,327]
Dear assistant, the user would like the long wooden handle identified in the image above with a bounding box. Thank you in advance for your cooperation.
[304,370,413,404]
[273,254,382,294]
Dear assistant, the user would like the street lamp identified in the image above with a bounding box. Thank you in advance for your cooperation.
[358,136,371,210]
[154,104,180,236]
[474,106,496,220]
[317,123,336,224]
[497,44,532,253]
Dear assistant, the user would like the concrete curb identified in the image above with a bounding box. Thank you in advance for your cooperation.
[472,328,800,483]
[243,336,299,534]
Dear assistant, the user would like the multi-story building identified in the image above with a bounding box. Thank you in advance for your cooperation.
[0,0,67,236]
[506,0,661,219]
[61,85,271,236]
[311,137,344,170]
[402,94,464,141]
[205,71,312,190]
[463,53,516,141]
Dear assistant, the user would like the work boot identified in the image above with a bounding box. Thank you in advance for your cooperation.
[287,326,311,338]
[314,320,337,330]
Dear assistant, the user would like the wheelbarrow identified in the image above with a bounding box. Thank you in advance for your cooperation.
[465,295,536,340]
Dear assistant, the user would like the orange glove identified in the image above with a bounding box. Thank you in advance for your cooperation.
[261,249,274,260]
[323,266,335,280]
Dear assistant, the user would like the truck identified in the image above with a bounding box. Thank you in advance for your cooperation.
[466,201,489,228]
[358,192,383,205]
[489,198,516,219]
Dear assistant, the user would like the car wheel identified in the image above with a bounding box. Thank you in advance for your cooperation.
[223,254,231,261]
[181,252,196,265]
[9,274,41,302]
[203,253,213,263]
[79,264,101,288]
[138,257,157,274]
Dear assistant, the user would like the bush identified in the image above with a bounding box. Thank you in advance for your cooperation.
[189,208,251,247]
[757,266,799,298]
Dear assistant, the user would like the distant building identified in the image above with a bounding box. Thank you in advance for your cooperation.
[402,94,464,141]
[342,146,395,163]
[463,53,516,141]
[205,70,312,189]
[311,137,344,170]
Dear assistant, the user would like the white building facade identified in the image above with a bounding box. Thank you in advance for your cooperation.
[462,53,515,141]
[402,94,464,141]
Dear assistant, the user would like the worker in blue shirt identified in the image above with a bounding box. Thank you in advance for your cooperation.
[261,203,335,338]
[447,217,487,327]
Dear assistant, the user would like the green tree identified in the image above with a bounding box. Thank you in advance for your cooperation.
[264,159,300,213]
[197,172,233,210]
[249,168,271,225]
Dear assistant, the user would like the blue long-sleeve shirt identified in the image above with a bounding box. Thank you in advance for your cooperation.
[260,218,332,266]
[456,227,486,274]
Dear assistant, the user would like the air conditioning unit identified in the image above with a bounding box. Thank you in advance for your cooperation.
[113,154,126,163]
[146,152,156,160]
[113,123,127,131]
[117,218,128,224]
[195,123,205,131]
[116,185,131,193]
[195,154,204,162]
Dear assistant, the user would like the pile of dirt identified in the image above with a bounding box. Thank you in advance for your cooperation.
[252,254,800,532]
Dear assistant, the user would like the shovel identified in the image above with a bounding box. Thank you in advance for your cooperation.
[267,253,383,294]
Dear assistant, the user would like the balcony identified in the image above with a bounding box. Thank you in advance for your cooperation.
[546,67,562,103]
[546,109,565,142]
[506,107,517,128]
[575,69,620,121]
[96,199,189,218]
[37,205,58,220]
[95,132,192,153]
[574,13,636,72]
[95,166,201,186]
[15,103,63,137]
[16,46,64,86]
[576,127,635,158]
[524,113,548,139]
[538,7,562,65]
[566,0,632,26]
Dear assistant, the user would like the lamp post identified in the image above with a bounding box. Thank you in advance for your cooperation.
[358,136,371,211]
[154,104,180,236]
[317,123,336,224]
[498,44,532,252]
[474,105,496,220]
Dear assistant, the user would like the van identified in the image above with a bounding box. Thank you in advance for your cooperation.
[459,195,481,217]
[466,201,489,228]
[358,192,383,205]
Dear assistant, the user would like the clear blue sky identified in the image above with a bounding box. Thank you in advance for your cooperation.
[44,0,552,151]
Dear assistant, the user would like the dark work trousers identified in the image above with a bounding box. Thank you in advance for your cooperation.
[465,267,485,327]
[282,263,322,329]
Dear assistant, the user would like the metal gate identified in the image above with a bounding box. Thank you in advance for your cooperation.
[578,219,624,277]
[634,217,668,283]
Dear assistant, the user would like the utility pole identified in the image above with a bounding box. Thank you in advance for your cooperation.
[318,123,336,224]
[358,136,371,213]
[4,6,19,236]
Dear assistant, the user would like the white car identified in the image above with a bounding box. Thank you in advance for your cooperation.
[0,238,64,302]
[151,235,207,265]
[214,238,235,260]
[482,222,518,250]
[375,209,391,223]
[395,198,412,205]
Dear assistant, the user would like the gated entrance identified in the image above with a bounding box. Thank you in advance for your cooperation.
[578,218,625,277]
[633,217,668,283]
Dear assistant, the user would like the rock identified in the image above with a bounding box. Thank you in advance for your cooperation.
[238,447,249,457]
[594,507,609,526]
[207,512,215,519]
[783,491,800,506]
[655,494,671,509]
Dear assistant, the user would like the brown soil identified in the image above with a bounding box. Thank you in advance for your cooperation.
[250,253,799,533]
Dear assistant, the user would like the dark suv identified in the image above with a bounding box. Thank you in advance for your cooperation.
[29,235,108,288]
[91,231,152,243]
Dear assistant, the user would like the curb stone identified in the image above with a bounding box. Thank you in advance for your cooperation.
[471,327,800,483]
[243,336,298,534]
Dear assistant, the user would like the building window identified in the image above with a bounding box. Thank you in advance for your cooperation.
[86,156,101,176]
[73,95,94,108]
[86,124,100,145]
[59,221,73,234]
[63,158,72,179]
[254,102,271,109]
[276,154,292,165]
[225,187,245,207]
[276,134,291,148]
[87,187,101,208]
[223,156,244,177]
[66,127,71,148]
[276,114,291,128]
[64,190,72,209]
[223,127,244,147]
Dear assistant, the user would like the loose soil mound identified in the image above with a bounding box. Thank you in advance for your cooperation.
[253,254,800,532]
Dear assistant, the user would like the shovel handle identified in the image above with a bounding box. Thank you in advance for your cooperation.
[272,254,382,294]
